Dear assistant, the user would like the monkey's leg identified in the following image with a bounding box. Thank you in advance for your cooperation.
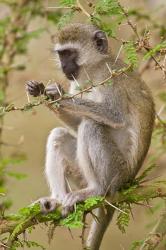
[39,127,78,213]
[62,121,107,211]
[86,206,115,250]
[62,120,129,212]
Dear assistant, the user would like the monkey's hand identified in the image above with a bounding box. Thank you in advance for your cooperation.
[26,80,45,97]
[45,84,64,100]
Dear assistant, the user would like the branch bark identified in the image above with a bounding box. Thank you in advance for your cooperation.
[140,201,166,250]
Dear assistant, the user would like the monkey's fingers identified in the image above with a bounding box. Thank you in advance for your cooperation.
[26,80,45,97]
[45,87,60,100]
[62,205,74,217]
[45,84,64,95]
[61,192,79,217]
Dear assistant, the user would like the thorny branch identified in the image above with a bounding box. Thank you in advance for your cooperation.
[1,183,166,249]
[117,2,166,78]
[140,200,166,250]
[0,65,131,115]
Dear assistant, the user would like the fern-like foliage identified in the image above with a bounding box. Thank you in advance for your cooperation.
[144,40,166,60]
[95,0,121,16]
[57,11,75,29]
[116,202,130,233]
[60,0,76,7]
[124,41,138,68]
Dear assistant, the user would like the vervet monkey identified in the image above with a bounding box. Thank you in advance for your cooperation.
[26,23,155,250]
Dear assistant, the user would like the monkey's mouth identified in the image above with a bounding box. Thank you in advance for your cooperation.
[62,63,79,80]
[65,71,78,80]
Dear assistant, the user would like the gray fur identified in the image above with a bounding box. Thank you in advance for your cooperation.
[27,23,155,250]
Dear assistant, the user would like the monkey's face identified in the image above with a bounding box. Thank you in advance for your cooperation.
[55,23,109,80]
[57,48,79,80]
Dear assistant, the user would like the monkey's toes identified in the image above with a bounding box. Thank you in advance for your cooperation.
[61,192,80,217]
[38,197,58,214]
[62,205,74,217]
[64,192,83,206]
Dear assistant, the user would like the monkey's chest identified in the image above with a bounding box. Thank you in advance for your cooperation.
[77,118,111,146]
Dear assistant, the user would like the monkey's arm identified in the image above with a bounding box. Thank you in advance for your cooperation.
[46,103,80,131]
[60,98,125,128]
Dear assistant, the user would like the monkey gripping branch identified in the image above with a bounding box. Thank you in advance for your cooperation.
[1,179,166,249]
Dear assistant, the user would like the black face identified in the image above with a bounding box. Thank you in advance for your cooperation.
[57,49,79,80]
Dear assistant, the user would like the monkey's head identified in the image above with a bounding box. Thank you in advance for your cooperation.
[54,23,109,80]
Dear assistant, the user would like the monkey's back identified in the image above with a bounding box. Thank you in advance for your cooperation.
[112,72,155,177]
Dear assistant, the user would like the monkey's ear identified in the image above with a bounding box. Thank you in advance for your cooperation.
[93,30,108,54]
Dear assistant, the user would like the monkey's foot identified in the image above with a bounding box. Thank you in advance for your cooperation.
[62,189,98,216]
[37,197,58,214]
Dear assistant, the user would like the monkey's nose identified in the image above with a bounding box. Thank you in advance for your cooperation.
[62,62,67,71]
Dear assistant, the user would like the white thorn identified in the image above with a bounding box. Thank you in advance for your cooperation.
[114,44,123,64]
[54,82,62,96]
[105,199,127,214]
[105,63,113,76]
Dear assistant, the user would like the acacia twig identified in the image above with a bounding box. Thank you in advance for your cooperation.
[140,201,166,250]
[118,2,166,78]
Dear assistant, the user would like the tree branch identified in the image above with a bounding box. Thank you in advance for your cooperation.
[140,201,166,250]
[0,65,131,115]
[118,2,166,78]
[1,182,166,249]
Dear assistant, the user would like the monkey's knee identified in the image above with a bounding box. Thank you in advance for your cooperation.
[46,127,76,166]
[47,127,70,150]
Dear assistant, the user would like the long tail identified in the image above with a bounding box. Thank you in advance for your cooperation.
[86,206,115,250]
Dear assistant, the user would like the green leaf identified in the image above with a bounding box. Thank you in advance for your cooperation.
[18,203,41,217]
[1,199,12,209]
[158,92,166,102]
[124,41,138,68]
[0,17,10,39]
[47,12,62,24]
[136,163,157,182]
[60,0,76,7]
[130,240,144,250]
[24,240,45,250]
[6,172,27,180]
[95,0,121,16]
[0,155,26,169]
[116,203,130,233]
[84,196,103,210]
[15,28,45,54]
[57,11,74,29]
[144,40,166,60]
[60,206,84,228]
[107,80,113,86]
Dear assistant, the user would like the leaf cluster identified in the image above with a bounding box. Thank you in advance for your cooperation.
[124,41,138,68]
[144,41,166,60]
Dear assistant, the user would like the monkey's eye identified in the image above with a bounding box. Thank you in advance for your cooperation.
[58,49,72,57]
[93,30,108,54]
[58,49,78,61]
[96,39,104,51]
